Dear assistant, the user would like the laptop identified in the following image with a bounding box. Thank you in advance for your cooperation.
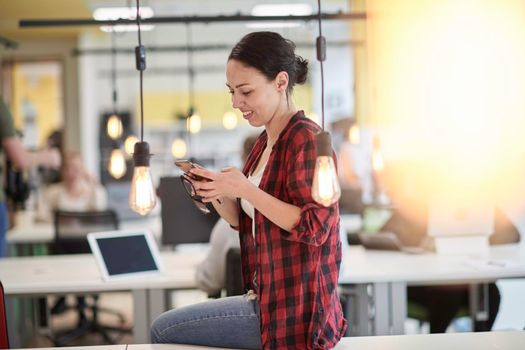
[87,230,164,282]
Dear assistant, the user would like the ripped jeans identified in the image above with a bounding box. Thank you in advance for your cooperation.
[150,292,261,349]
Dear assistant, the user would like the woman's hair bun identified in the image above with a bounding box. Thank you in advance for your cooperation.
[295,55,308,85]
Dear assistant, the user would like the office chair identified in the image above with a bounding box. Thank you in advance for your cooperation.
[158,176,219,247]
[0,281,9,349]
[50,210,131,345]
[225,247,244,297]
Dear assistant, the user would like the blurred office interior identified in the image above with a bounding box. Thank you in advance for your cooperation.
[1,0,525,346]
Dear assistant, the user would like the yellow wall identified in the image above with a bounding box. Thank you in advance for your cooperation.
[140,84,313,127]
[11,62,63,147]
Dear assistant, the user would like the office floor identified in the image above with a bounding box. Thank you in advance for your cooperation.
[25,290,209,347]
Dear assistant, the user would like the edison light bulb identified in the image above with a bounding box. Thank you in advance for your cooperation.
[187,113,202,134]
[171,138,187,158]
[107,114,123,139]
[372,135,384,172]
[129,142,156,215]
[222,111,238,130]
[348,124,360,144]
[372,149,384,172]
[311,131,341,207]
[108,148,127,179]
[124,135,139,156]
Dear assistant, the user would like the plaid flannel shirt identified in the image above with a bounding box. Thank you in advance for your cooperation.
[239,111,347,349]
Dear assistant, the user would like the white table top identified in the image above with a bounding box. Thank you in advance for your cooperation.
[6,210,162,244]
[339,244,525,285]
[334,331,525,350]
[11,331,525,350]
[0,249,207,295]
[2,244,525,296]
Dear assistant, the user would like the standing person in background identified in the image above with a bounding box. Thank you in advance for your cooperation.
[195,134,258,296]
[0,98,61,257]
[152,31,346,349]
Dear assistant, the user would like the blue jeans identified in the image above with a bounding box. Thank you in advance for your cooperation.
[151,294,261,349]
[0,202,8,257]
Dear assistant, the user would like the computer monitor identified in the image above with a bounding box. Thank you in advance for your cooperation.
[427,197,494,238]
[158,176,220,246]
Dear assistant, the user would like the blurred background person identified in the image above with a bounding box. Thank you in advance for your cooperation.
[1,98,61,257]
[194,134,258,297]
[37,151,107,222]
[36,151,108,320]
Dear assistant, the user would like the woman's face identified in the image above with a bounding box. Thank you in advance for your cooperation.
[226,59,282,127]
[62,156,83,184]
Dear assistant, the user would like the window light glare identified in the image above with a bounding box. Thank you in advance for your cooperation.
[246,22,301,29]
[251,3,312,16]
[93,7,154,21]
[100,24,155,33]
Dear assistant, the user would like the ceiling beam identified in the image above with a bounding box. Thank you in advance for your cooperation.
[73,40,364,56]
[20,12,366,27]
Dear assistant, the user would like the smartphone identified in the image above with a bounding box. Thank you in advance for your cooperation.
[174,159,209,181]
[174,159,195,173]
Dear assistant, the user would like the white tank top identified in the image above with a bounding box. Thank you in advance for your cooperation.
[240,163,266,237]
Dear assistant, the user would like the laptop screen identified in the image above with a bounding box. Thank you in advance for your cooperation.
[88,230,163,281]
[97,235,157,275]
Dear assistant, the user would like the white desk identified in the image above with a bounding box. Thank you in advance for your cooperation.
[14,331,525,350]
[0,249,207,344]
[6,211,162,245]
[338,244,525,336]
[3,240,524,343]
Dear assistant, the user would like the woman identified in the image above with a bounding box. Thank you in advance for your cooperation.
[151,31,346,349]
[37,151,107,222]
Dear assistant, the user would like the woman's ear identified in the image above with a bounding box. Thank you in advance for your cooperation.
[275,71,289,92]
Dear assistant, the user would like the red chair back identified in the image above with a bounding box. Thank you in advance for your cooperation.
[0,281,8,349]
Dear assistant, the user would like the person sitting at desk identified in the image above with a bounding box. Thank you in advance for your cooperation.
[380,205,520,333]
[37,151,107,222]
[37,151,108,319]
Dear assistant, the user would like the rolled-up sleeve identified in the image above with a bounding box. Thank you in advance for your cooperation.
[283,137,338,246]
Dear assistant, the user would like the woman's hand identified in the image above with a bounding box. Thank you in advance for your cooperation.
[190,166,251,202]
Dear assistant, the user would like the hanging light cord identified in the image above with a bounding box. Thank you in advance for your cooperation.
[136,0,144,142]
[111,28,117,115]
[186,24,194,112]
[317,0,326,131]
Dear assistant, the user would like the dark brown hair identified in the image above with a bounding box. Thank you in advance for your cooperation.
[229,31,308,95]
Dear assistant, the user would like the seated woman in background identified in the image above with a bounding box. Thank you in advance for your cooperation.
[37,151,107,222]
[37,151,108,319]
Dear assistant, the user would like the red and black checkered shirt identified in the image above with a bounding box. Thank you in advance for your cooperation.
[239,111,347,349]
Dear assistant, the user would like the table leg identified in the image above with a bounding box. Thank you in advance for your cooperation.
[372,282,406,335]
[469,283,489,324]
[132,289,149,343]
[390,281,407,334]
[132,288,170,343]
[340,284,371,336]
[372,282,390,335]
